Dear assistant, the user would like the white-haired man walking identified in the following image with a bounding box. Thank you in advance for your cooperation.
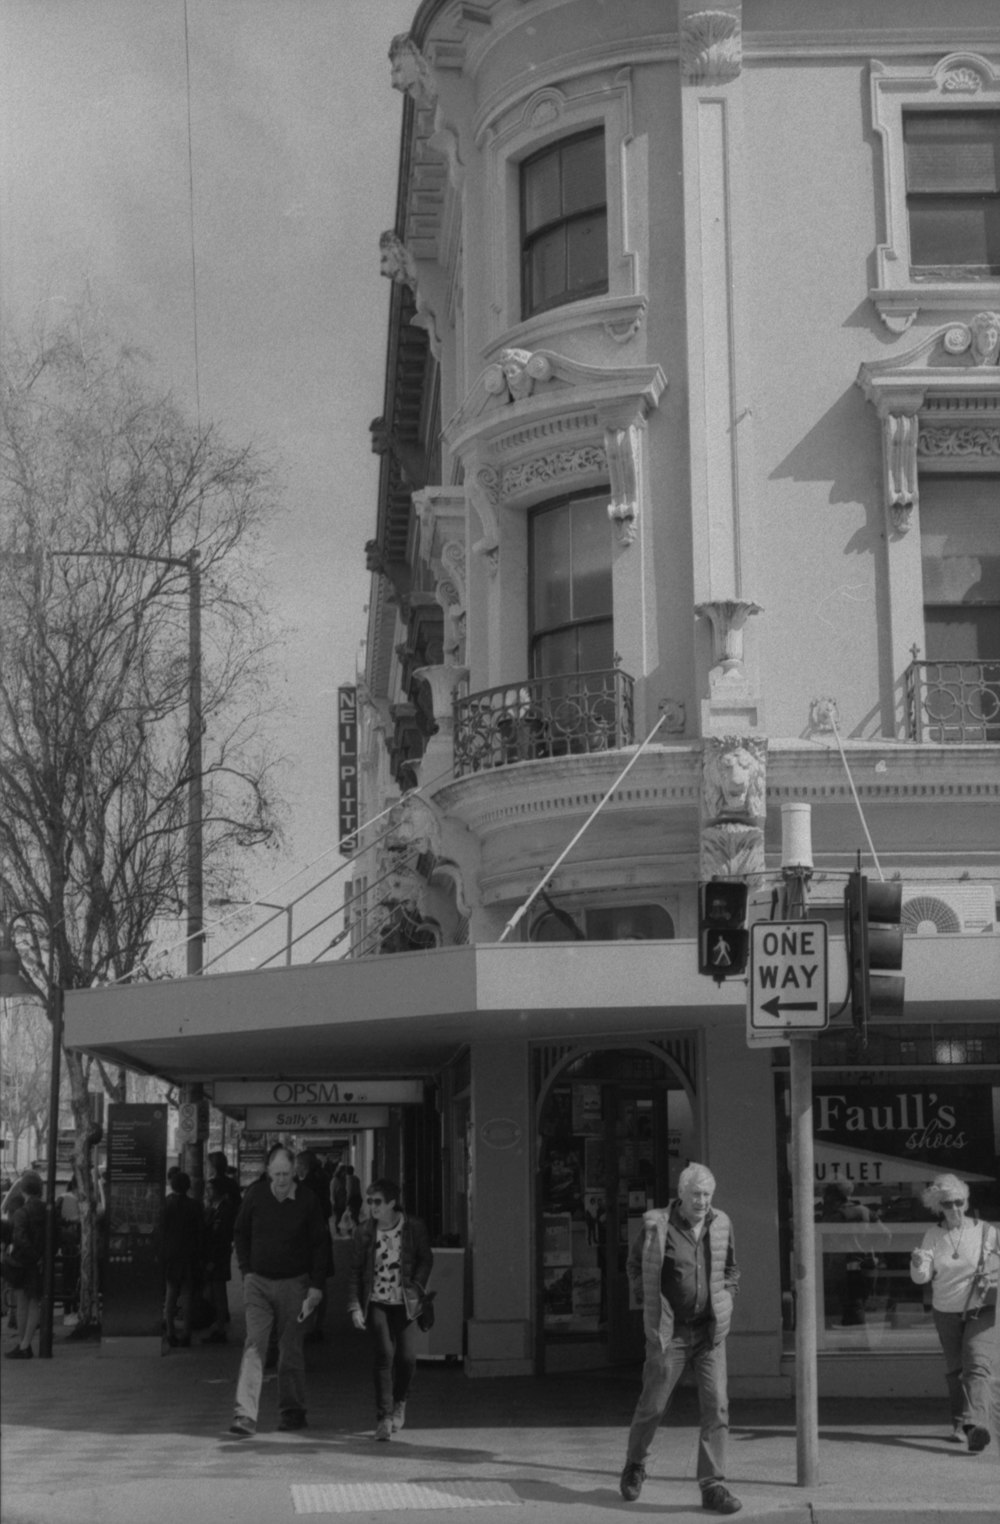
[619,1163,742,1515]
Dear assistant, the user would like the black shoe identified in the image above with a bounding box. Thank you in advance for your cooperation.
[619,1461,645,1501]
[701,1483,742,1514]
[966,1425,990,1454]
[5,1347,33,1360]
[228,1418,256,1438]
[278,1410,308,1432]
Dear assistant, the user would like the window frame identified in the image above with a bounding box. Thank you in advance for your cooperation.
[902,109,1000,280]
[528,490,615,681]
[476,71,638,347]
[519,127,609,320]
[870,52,1000,333]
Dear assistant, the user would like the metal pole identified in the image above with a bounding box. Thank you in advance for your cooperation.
[186,550,203,977]
[182,552,205,1200]
[39,978,63,1359]
[283,906,293,967]
[783,862,819,1487]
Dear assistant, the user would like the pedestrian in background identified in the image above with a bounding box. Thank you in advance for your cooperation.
[911,1174,1000,1453]
[228,1144,329,1437]
[57,1175,82,1318]
[619,1163,742,1515]
[4,1172,46,1360]
[347,1177,433,1441]
[201,1173,239,1344]
[295,1150,332,1344]
[160,1170,203,1348]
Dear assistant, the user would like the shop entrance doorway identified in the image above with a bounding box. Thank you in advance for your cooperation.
[536,1044,696,1372]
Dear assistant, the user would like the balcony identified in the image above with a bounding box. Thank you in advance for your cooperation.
[904,659,1000,743]
[452,669,635,777]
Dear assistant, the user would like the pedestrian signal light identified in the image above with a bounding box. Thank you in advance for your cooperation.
[699,880,749,979]
[844,870,904,1039]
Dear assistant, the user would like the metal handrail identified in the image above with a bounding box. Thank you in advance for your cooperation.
[903,658,1000,743]
[452,668,635,777]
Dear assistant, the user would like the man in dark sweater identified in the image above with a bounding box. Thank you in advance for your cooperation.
[229,1144,330,1437]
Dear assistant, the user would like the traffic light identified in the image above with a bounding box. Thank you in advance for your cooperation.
[699,880,749,978]
[844,871,904,1037]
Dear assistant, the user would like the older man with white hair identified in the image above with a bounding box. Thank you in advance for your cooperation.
[228,1144,330,1438]
[619,1163,742,1515]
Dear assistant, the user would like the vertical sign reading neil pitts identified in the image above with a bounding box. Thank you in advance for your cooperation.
[338,685,358,855]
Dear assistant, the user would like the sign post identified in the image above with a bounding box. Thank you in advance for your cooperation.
[776,804,821,1488]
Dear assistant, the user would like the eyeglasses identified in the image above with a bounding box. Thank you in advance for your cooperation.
[366,1198,384,1206]
[940,1199,966,1207]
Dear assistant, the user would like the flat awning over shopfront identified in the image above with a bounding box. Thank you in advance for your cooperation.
[62,935,1000,1088]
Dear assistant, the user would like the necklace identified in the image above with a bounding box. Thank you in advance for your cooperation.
[946,1222,967,1260]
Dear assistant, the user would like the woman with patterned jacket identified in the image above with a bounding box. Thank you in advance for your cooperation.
[347,1177,433,1441]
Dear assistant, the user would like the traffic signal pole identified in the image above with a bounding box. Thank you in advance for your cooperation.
[781,805,819,1487]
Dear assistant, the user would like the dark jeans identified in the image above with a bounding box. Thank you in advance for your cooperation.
[627,1322,729,1486]
[367,1301,418,1420]
[933,1304,997,1433]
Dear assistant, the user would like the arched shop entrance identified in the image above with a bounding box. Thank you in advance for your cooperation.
[534,1039,698,1372]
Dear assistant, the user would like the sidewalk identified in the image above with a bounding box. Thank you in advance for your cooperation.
[2,1311,996,1524]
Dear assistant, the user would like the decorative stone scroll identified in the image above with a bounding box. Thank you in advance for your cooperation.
[484,348,553,402]
[605,425,641,545]
[680,8,742,83]
[379,230,442,359]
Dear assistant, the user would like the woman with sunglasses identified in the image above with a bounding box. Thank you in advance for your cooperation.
[910,1175,999,1452]
[347,1178,433,1441]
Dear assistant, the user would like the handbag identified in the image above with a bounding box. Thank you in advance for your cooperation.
[962,1223,1000,1322]
[1,1246,27,1289]
[416,1288,437,1332]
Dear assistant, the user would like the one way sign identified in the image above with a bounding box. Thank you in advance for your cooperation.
[749,921,828,1032]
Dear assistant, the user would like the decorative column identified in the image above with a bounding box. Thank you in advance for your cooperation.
[679,3,761,736]
[414,663,468,784]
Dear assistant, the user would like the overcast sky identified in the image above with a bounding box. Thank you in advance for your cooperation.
[0,0,416,966]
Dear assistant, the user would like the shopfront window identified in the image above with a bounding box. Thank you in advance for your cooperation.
[537,1047,693,1370]
[774,1026,1000,1354]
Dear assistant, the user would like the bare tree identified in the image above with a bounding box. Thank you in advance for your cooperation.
[0,309,286,1329]
[0,998,53,1167]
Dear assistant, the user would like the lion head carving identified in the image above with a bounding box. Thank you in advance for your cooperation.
[702,736,767,823]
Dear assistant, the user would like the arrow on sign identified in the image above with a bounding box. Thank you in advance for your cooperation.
[760,996,820,1017]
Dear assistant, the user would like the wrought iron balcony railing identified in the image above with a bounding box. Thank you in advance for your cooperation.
[453,668,635,777]
[903,659,1000,743]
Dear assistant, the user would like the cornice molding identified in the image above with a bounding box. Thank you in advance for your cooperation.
[430,740,1000,842]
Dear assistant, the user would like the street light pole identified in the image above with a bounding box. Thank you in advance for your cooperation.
[186,551,203,977]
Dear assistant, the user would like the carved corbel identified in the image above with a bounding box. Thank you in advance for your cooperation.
[695,599,762,684]
[882,407,920,533]
[468,464,501,573]
[605,424,641,546]
[680,6,742,82]
[379,230,442,359]
[388,33,464,188]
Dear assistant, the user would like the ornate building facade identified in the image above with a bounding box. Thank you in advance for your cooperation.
[67,1,999,1394]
